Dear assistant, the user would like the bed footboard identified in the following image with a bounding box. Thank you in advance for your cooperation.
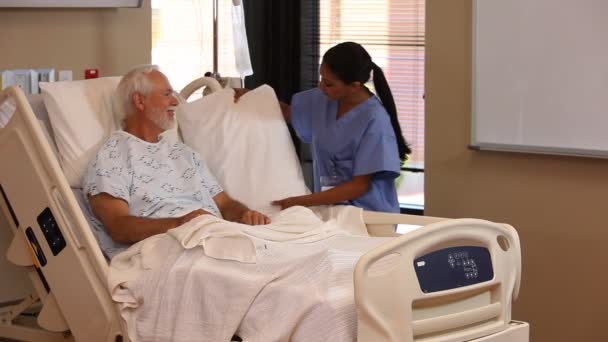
[355,218,522,341]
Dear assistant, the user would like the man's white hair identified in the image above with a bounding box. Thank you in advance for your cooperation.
[115,64,160,124]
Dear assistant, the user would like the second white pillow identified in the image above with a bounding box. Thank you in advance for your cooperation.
[178,85,310,216]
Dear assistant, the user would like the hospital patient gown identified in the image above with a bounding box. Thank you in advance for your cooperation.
[82,130,223,258]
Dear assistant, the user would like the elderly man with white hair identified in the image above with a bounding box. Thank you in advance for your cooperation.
[83,65,269,259]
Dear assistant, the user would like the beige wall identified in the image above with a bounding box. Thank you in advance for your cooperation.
[426,1,608,341]
[0,2,151,303]
[0,2,151,79]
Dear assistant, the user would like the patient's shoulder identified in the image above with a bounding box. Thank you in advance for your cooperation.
[100,130,130,146]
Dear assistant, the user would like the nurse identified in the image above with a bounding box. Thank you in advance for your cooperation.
[238,42,411,212]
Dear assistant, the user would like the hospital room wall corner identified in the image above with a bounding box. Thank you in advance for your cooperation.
[0,1,151,79]
[425,1,608,341]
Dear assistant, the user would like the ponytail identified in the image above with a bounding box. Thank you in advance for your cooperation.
[323,42,411,162]
[371,63,412,162]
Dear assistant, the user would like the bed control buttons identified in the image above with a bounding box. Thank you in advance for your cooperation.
[37,207,66,256]
[414,246,493,293]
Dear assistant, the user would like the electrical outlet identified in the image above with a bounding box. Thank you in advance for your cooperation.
[58,70,73,82]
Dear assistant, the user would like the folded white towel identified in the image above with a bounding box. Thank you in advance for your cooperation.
[168,214,257,263]
[243,205,368,243]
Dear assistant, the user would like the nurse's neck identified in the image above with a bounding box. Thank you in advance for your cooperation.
[336,86,371,119]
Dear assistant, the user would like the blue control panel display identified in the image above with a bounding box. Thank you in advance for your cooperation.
[414,246,493,293]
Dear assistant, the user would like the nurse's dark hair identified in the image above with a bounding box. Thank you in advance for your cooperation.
[322,42,411,161]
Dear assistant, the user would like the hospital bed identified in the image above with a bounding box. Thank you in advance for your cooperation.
[0,77,529,342]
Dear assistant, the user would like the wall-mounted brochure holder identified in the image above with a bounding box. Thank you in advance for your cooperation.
[1,69,55,94]
[31,69,55,94]
[1,70,30,94]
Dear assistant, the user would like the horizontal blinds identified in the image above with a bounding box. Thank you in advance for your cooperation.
[318,0,425,165]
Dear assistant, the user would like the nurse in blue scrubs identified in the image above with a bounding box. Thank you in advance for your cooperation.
[237,42,411,212]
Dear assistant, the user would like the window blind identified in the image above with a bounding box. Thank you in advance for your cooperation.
[308,0,425,166]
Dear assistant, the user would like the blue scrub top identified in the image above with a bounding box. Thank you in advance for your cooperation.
[291,88,401,213]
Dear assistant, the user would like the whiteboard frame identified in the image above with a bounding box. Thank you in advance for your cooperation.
[468,143,608,159]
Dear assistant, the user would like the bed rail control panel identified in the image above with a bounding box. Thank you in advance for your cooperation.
[36,207,66,256]
[414,246,493,293]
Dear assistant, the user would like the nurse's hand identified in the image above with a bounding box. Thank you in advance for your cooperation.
[271,197,298,210]
[233,88,251,103]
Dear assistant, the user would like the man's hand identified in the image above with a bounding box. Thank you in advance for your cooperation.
[240,210,270,225]
[177,208,212,226]
[233,88,250,103]
[214,191,270,225]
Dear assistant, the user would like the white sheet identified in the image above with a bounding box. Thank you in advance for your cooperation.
[108,206,391,342]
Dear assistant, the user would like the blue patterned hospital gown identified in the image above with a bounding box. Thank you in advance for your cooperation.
[82,131,223,259]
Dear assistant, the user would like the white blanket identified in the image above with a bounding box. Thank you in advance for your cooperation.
[108,206,392,342]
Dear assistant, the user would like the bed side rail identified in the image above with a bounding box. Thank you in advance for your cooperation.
[355,218,522,342]
[362,211,446,237]
[0,86,127,342]
[179,76,222,100]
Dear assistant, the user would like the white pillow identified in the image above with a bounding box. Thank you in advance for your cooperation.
[40,77,121,188]
[178,85,310,215]
[40,77,182,188]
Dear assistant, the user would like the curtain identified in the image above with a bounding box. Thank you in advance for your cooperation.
[243,0,303,103]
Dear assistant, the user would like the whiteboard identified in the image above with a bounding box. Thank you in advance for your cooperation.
[472,0,608,158]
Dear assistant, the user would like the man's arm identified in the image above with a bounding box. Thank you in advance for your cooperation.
[213,191,270,225]
[88,192,211,243]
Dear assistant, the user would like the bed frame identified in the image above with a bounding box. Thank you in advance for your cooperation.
[0,82,528,342]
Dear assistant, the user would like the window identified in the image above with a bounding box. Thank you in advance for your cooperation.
[151,1,425,209]
[317,0,426,209]
[151,0,238,92]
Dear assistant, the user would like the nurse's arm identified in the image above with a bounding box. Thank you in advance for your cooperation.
[233,87,291,122]
[271,175,370,209]
[278,101,291,122]
[88,192,211,243]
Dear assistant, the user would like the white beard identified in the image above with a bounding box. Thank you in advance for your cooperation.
[146,108,176,131]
